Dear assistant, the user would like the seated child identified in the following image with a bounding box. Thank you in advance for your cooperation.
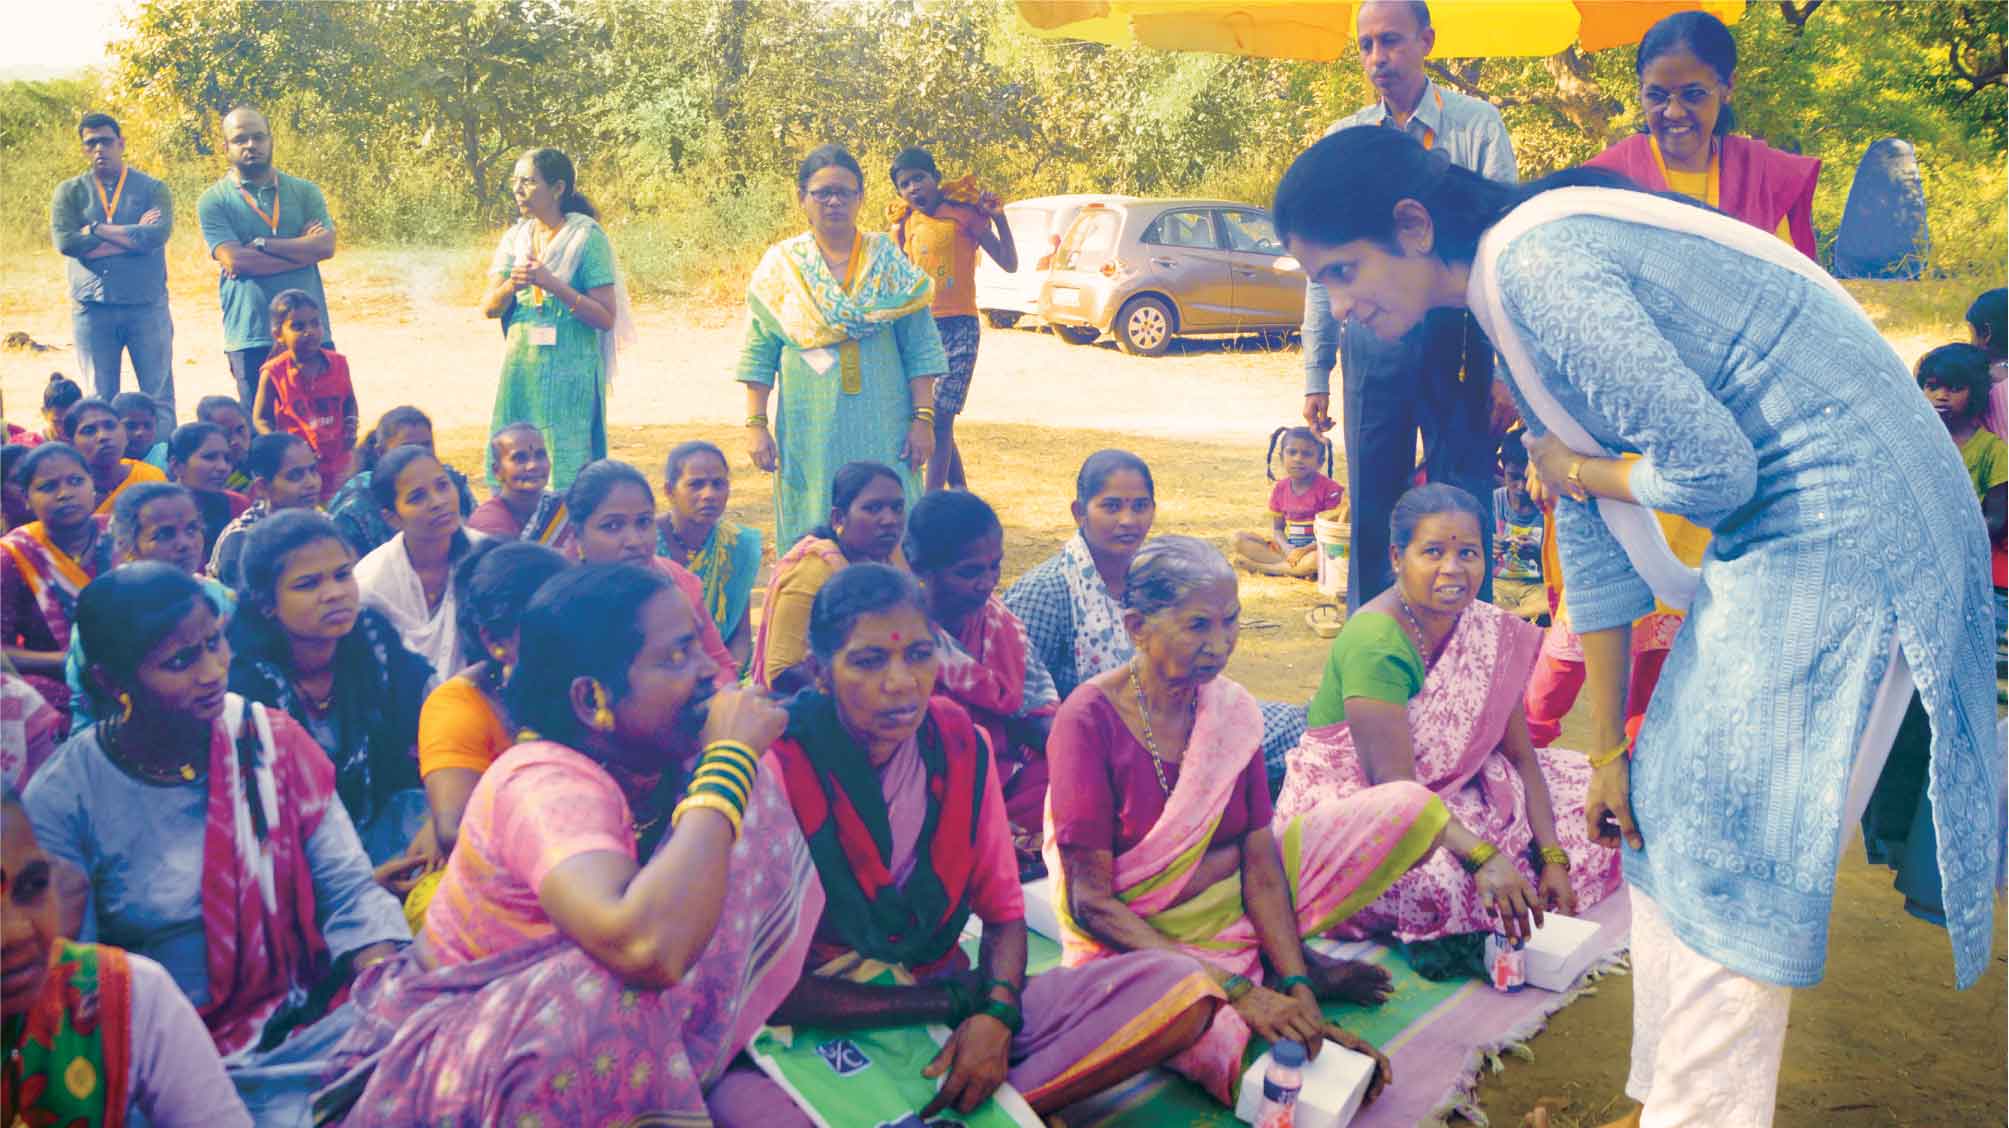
[38,374,82,444]
[1968,287,2006,438]
[194,394,255,492]
[254,288,357,500]
[1231,425,1342,578]
[1860,342,2006,925]
[112,390,168,469]
[1492,431,1546,619]
[208,432,325,588]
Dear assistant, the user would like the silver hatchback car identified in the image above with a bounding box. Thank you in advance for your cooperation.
[1036,198,1305,356]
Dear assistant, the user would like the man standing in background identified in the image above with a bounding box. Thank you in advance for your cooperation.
[1302,0,1517,608]
[52,112,176,434]
[197,105,338,411]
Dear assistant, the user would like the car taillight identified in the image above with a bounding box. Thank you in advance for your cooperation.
[1099,260,1122,278]
[1036,253,1053,270]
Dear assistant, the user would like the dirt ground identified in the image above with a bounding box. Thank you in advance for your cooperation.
[3,253,2002,1125]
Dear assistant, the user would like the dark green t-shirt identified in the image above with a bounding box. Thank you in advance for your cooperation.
[1305,611,1424,726]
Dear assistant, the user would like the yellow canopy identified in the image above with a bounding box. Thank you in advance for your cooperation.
[1017,1,1746,60]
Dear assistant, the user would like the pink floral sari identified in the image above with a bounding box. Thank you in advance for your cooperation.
[1276,600,1622,943]
[1042,677,1448,1104]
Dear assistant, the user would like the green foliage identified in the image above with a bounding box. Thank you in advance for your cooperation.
[0,0,1999,295]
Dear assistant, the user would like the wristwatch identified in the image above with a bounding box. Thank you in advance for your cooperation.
[253,236,269,252]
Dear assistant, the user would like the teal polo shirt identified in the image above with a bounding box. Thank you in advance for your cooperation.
[196,172,336,352]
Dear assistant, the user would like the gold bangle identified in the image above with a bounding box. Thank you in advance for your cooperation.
[1565,457,1590,501]
[1538,845,1571,871]
[745,414,769,428]
[912,407,936,423]
[1460,841,1499,874]
[704,739,761,762]
[672,792,744,840]
[1587,738,1631,769]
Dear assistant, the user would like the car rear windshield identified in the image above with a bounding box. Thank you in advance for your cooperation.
[1058,209,1122,269]
[1006,206,1053,255]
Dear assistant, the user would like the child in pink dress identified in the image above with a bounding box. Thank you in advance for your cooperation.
[1232,426,1343,578]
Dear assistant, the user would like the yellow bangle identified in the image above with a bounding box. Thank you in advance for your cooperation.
[1587,739,1630,769]
[672,792,744,840]
[689,767,750,809]
[1460,841,1499,874]
[1538,845,1571,870]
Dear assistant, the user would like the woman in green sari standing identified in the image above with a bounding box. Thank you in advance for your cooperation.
[740,144,945,551]
[481,148,634,491]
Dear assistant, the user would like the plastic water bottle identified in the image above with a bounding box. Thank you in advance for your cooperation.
[1486,930,1527,993]
[1254,1038,1306,1128]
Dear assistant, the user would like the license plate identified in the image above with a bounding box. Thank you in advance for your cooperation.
[1050,286,1081,306]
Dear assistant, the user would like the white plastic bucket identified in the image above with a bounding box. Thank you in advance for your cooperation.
[1314,514,1349,599]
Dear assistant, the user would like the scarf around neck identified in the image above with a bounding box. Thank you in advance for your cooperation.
[769,692,987,968]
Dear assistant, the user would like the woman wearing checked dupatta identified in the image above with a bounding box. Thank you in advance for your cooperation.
[739,144,946,551]
[21,564,409,1126]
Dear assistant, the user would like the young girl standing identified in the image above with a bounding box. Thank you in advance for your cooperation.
[254,289,357,500]
[1231,425,1342,578]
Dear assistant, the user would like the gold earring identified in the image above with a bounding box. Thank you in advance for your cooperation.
[590,682,615,732]
[117,692,133,724]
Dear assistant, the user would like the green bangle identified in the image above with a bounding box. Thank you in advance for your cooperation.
[1274,974,1315,996]
[1221,973,1254,1002]
[943,978,977,1024]
[977,998,1025,1035]
[746,414,770,428]
[981,977,1023,1005]
[1460,841,1500,875]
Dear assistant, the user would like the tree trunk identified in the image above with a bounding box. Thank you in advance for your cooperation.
[1542,48,1622,142]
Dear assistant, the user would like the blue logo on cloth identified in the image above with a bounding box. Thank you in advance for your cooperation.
[815,1038,872,1076]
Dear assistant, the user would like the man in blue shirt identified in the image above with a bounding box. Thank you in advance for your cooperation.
[1301,0,1518,609]
[51,112,175,435]
[196,105,337,410]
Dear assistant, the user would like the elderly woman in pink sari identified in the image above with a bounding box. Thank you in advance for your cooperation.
[1277,485,1622,961]
[312,563,823,1125]
[1044,536,1536,1107]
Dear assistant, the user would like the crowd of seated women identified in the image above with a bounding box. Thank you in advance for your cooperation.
[1,425,1617,1125]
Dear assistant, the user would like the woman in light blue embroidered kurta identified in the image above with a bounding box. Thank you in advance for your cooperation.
[1274,126,1998,1127]
[739,145,945,551]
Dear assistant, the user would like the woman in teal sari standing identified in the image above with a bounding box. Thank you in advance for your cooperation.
[740,144,944,551]
[482,148,634,491]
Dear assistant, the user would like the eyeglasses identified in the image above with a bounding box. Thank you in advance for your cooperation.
[807,188,859,205]
[82,136,118,148]
[1641,85,1718,112]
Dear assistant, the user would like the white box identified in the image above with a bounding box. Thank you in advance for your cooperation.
[1521,912,1604,992]
[1233,1042,1376,1128]
[1020,877,1061,940]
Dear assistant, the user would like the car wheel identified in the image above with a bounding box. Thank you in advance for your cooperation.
[1053,325,1100,345]
[983,310,1022,330]
[1115,296,1174,357]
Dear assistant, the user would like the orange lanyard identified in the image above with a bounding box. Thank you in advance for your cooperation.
[237,182,281,234]
[92,165,128,223]
[1390,86,1446,150]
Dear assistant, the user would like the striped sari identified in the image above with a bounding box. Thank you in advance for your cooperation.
[0,518,115,720]
[1043,676,1447,1103]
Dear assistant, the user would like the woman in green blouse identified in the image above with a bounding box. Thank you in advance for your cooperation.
[1275,484,1621,955]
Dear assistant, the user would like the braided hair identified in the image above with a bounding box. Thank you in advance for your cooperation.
[1264,425,1334,482]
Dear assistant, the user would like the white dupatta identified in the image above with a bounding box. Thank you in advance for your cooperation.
[1467,186,1899,611]
[492,211,638,391]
